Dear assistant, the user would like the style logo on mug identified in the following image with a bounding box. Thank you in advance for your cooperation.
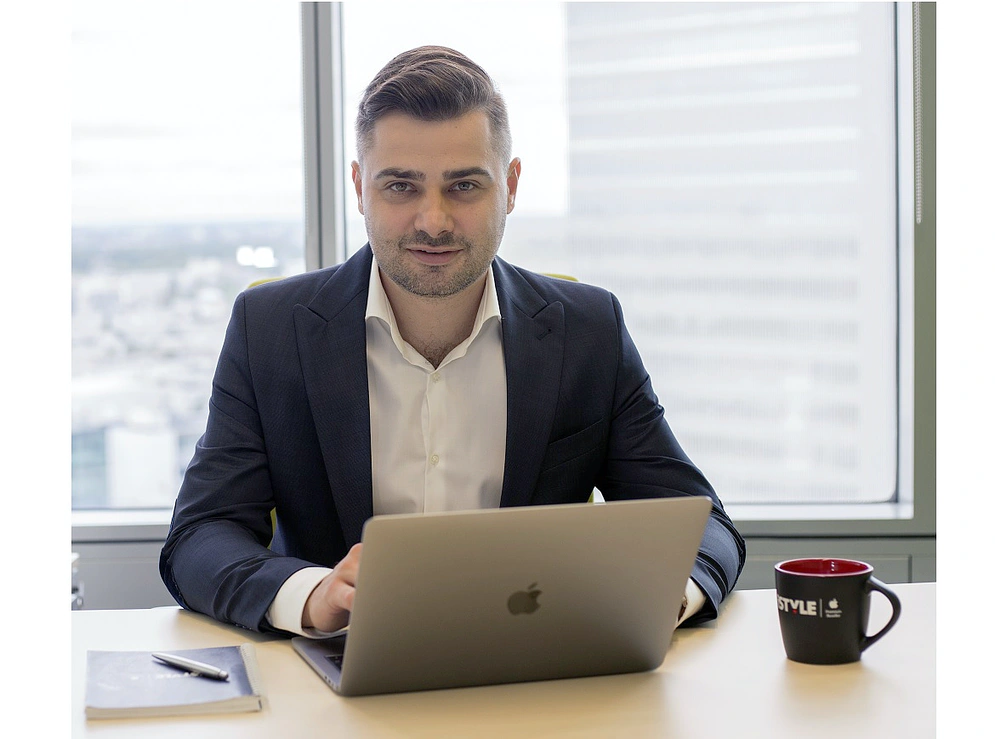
[774,558,901,665]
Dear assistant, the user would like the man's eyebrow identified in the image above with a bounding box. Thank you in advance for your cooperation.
[372,166,495,182]
[373,168,425,181]
[443,167,494,181]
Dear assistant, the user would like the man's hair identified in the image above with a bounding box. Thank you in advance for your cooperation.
[356,46,512,165]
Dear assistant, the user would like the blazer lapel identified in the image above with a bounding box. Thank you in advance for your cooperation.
[294,247,374,546]
[493,257,565,508]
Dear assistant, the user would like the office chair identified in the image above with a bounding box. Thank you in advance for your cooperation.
[247,277,282,289]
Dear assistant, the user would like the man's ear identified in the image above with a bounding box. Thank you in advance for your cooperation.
[506,157,522,214]
[351,161,365,215]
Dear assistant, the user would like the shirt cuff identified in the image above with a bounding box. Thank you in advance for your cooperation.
[677,579,706,626]
[265,566,334,637]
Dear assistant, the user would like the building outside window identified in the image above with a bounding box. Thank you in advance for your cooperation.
[341,1,907,511]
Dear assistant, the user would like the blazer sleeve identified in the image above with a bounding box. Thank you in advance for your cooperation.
[595,294,746,625]
[159,292,316,632]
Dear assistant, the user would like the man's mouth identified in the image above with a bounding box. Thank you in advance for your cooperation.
[407,246,460,266]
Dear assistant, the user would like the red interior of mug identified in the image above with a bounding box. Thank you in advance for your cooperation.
[776,558,872,576]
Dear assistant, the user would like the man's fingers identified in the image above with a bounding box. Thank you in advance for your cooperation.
[340,583,355,611]
[303,575,351,632]
[333,543,363,586]
[302,543,363,632]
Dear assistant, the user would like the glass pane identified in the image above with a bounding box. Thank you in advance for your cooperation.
[72,0,305,509]
[341,1,898,505]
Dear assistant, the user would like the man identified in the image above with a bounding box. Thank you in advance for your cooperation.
[160,46,745,637]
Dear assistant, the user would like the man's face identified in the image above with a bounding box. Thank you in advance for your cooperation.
[352,111,521,298]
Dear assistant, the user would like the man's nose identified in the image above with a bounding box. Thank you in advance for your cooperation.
[414,192,453,238]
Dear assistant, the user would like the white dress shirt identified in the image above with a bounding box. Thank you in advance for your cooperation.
[365,260,507,516]
[266,260,703,635]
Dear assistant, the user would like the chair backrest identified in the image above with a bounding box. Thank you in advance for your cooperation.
[247,277,282,289]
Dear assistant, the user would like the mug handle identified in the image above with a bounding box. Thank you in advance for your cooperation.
[861,577,902,652]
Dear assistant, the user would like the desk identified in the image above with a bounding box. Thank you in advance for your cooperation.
[72,583,934,738]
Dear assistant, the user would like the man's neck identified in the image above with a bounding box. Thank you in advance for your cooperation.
[380,269,488,369]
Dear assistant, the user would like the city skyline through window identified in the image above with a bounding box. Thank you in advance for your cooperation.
[71,0,305,508]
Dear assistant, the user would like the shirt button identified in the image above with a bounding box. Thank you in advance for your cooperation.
[430,454,440,466]
[431,372,441,383]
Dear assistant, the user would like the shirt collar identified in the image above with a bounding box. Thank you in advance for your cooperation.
[366,256,502,364]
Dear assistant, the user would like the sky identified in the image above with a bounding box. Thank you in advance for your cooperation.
[70,0,569,226]
[71,0,307,225]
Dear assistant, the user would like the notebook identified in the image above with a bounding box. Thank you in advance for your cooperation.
[85,645,264,719]
[292,496,712,696]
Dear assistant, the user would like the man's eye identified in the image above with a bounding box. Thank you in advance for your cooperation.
[388,182,412,192]
[451,182,476,192]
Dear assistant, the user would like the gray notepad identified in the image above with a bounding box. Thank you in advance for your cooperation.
[85,644,264,719]
[293,496,712,696]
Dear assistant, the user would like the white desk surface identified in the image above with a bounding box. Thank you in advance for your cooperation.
[72,583,935,738]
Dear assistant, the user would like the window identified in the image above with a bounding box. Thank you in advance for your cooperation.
[71,0,306,509]
[338,2,926,523]
[71,1,935,538]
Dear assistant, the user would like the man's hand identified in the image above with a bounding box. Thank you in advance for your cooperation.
[302,543,363,633]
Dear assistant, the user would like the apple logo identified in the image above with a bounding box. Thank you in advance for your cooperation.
[828,598,839,609]
[507,582,542,615]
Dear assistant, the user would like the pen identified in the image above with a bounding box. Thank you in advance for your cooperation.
[152,652,230,681]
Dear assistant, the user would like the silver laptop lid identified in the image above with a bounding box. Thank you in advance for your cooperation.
[295,496,712,696]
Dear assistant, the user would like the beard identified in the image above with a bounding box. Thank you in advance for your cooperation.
[371,224,504,298]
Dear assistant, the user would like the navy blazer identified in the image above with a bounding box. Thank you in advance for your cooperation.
[160,246,745,633]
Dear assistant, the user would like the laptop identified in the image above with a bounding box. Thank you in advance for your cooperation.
[292,496,711,696]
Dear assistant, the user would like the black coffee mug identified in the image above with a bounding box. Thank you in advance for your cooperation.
[774,558,901,665]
